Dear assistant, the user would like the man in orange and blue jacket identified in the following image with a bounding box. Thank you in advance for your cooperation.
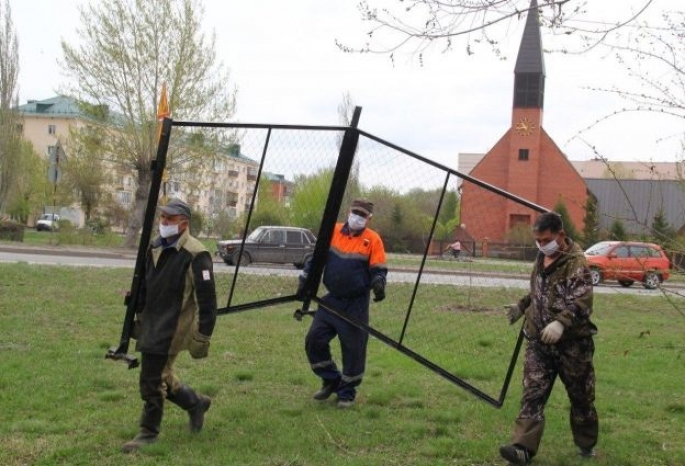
[298,198,387,408]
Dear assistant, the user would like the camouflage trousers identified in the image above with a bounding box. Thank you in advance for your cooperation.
[511,337,598,456]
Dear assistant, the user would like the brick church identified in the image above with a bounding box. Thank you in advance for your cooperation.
[460,0,587,242]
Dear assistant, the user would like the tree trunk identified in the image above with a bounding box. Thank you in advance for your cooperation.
[123,167,152,249]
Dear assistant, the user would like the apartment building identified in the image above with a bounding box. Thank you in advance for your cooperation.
[17,96,266,229]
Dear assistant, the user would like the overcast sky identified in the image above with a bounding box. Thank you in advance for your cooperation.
[11,0,684,170]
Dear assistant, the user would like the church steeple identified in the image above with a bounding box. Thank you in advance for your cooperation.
[513,0,545,109]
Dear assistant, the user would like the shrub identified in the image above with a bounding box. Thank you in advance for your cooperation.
[0,219,25,242]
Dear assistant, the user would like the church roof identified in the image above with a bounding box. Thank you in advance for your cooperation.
[514,0,545,75]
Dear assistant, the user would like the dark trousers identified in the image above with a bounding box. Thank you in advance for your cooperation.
[512,338,598,455]
[305,294,369,401]
[138,353,171,434]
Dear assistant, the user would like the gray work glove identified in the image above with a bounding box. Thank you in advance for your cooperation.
[188,331,211,359]
[504,304,524,325]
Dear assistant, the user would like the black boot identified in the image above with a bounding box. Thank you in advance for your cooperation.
[167,385,211,433]
[313,377,340,400]
[122,398,163,453]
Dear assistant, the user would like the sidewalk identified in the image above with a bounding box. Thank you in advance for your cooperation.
[0,241,227,263]
[0,241,138,260]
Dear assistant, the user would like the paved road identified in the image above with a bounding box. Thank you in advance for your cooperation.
[2,244,681,297]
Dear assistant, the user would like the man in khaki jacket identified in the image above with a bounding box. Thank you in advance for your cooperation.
[123,198,217,453]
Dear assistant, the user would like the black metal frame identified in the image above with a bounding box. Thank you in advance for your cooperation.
[107,114,546,408]
[106,118,173,368]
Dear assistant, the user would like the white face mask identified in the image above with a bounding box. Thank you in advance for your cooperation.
[347,213,368,231]
[536,237,560,256]
[159,223,180,238]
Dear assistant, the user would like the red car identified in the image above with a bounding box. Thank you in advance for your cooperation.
[584,241,671,289]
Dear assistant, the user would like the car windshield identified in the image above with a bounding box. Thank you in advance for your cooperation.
[41,214,56,220]
[585,242,614,256]
[246,227,266,242]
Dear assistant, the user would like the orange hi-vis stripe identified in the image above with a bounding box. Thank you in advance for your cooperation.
[329,223,386,269]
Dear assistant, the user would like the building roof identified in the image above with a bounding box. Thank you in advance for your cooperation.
[16,95,83,117]
[571,159,682,180]
[514,0,545,75]
[585,178,685,233]
[459,153,683,181]
[219,143,259,164]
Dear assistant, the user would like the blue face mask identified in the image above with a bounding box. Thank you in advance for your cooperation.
[347,213,367,231]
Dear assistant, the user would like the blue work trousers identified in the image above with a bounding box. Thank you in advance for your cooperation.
[305,294,370,401]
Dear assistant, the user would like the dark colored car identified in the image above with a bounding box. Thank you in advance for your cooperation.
[584,241,671,289]
[217,226,316,269]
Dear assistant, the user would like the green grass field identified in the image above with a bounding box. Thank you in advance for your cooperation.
[1,262,684,466]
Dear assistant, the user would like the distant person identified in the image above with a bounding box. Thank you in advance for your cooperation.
[123,198,217,453]
[500,212,598,465]
[445,239,461,259]
[297,198,387,408]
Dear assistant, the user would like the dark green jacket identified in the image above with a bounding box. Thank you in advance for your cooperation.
[519,238,597,341]
[136,229,217,355]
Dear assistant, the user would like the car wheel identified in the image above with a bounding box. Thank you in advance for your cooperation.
[233,250,251,266]
[618,280,634,288]
[293,254,312,270]
[642,272,661,289]
[589,268,602,286]
[222,257,233,266]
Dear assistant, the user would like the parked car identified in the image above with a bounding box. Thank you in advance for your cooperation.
[584,241,671,289]
[36,213,60,232]
[217,226,316,269]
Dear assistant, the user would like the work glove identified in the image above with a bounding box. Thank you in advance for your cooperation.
[371,276,385,302]
[188,331,211,359]
[504,304,524,325]
[131,318,142,340]
[540,321,564,344]
[295,275,306,301]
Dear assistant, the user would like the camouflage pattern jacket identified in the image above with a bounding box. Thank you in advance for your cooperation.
[518,238,597,341]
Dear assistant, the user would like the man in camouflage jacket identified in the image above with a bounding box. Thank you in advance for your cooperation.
[123,198,217,453]
[500,212,598,465]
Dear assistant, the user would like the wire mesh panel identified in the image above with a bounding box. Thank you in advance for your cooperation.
[219,126,345,309]
[164,119,547,406]
[345,132,545,402]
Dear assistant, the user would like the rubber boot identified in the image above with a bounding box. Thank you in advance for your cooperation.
[122,398,163,453]
[167,385,211,433]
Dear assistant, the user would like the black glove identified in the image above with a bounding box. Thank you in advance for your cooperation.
[295,275,306,301]
[371,276,385,302]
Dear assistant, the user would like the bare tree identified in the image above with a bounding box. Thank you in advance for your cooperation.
[336,91,355,149]
[579,11,685,140]
[0,0,19,213]
[61,0,236,248]
[341,0,658,61]
[63,124,112,222]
